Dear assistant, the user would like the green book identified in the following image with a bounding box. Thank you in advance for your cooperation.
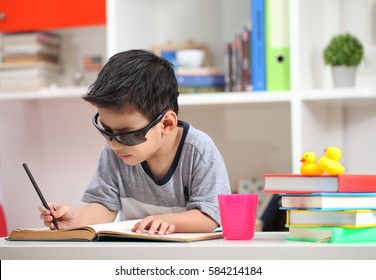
[287,226,376,243]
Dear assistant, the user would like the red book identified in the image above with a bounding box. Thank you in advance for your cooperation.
[263,174,376,194]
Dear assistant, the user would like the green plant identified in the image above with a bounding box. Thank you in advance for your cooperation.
[323,33,364,66]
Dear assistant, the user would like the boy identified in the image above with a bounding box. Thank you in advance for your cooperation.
[40,49,231,235]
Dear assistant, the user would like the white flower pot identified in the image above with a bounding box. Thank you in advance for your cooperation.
[331,66,357,87]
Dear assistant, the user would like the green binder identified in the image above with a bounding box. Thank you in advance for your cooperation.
[265,0,291,91]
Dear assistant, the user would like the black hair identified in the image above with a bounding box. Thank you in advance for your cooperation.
[82,49,179,120]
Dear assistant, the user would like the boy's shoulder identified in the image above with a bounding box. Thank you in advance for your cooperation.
[182,121,214,145]
[181,121,221,158]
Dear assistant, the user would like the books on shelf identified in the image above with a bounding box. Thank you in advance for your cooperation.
[7,219,223,242]
[223,42,233,92]
[0,31,62,89]
[0,65,61,78]
[0,79,59,90]
[224,26,253,92]
[0,62,61,90]
[2,42,59,57]
[287,226,376,243]
[1,31,61,46]
[286,209,376,228]
[179,86,225,94]
[2,54,59,64]
[176,74,225,87]
[263,174,376,194]
[0,60,61,71]
[1,32,61,64]
[175,67,225,88]
[240,26,251,92]
[280,192,376,210]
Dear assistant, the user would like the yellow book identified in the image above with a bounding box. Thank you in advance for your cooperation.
[287,226,376,243]
[286,209,376,228]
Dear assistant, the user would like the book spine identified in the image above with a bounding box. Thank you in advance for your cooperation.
[176,74,225,87]
[224,43,233,92]
[241,26,251,91]
[232,32,243,91]
[3,31,61,46]
[251,0,266,91]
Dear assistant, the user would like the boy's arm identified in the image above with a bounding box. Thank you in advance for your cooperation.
[132,209,218,235]
[43,202,118,229]
[75,203,118,226]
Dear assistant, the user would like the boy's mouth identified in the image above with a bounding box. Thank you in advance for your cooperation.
[117,153,132,159]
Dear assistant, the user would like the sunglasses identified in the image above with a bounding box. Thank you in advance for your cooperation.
[92,107,169,146]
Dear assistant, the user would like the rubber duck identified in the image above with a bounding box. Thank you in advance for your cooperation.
[300,152,324,175]
[318,146,345,175]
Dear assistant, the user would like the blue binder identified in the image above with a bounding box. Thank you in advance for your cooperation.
[251,0,266,91]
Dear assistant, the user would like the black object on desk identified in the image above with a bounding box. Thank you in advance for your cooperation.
[22,163,60,230]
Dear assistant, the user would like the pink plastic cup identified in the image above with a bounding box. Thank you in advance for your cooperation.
[218,194,258,240]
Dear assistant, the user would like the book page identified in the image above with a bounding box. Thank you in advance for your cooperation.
[91,219,223,242]
[89,219,142,232]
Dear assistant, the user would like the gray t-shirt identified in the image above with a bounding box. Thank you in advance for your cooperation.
[82,121,231,225]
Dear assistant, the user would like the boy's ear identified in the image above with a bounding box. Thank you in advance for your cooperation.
[161,110,178,134]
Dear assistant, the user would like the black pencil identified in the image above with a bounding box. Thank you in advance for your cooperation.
[22,163,60,230]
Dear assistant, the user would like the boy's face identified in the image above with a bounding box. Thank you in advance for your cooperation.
[95,108,165,165]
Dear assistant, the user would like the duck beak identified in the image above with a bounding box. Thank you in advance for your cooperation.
[300,158,306,163]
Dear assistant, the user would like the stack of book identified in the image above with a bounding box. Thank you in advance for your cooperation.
[263,174,376,243]
[0,31,62,89]
[175,67,225,94]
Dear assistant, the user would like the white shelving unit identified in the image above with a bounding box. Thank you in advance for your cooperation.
[1,0,376,231]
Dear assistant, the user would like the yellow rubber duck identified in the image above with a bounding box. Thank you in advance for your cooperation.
[318,146,345,175]
[300,152,324,175]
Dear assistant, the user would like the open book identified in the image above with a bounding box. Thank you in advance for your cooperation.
[7,219,223,242]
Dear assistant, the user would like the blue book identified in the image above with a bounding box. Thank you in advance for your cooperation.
[176,74,225,87]
[280,192,376,210]
[251,0,266,91]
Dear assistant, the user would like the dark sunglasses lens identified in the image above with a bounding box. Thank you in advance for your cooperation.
[117,132,147,146]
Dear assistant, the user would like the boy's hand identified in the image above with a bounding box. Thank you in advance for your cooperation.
[39,203,76,230]
[132,216,176,235]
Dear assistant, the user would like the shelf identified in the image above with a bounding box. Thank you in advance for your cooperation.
[299,87,376,102]
[1,87,376,105]
[178,92,291,106]
[0,86,88,101]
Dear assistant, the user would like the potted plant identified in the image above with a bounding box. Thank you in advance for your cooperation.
[323,33,364,87]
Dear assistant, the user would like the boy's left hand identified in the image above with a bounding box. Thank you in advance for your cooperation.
[132,216,176,235]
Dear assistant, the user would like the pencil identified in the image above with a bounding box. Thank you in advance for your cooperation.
[22,163,60,230]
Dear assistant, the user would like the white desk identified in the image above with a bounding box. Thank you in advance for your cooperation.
[1,232,375,260]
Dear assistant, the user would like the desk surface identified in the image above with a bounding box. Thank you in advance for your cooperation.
[1,232,375,260]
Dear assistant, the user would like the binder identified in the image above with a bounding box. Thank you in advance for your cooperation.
[251,0,266,91]
[265,0,290,91]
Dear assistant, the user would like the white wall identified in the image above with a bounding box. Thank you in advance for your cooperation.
[0,98,104,230]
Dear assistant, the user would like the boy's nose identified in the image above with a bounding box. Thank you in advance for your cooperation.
[107,138,124,149]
